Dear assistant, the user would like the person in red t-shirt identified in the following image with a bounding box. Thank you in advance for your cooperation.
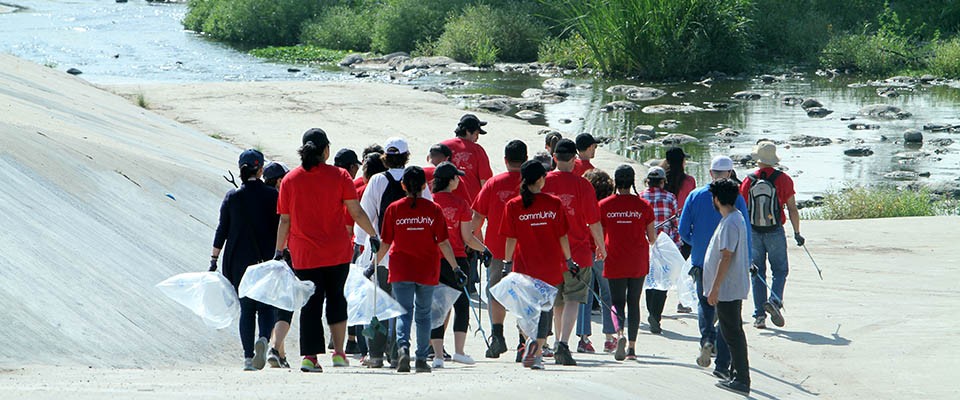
[377,166,461,374]
[739,141,803,330]
[429,162,488,368]
[422,143,452,191]
[274,128,381,373]
[572,133,598,177]
[500,160,573,370]
[469,140,527,359]
[441,114,494,204]
[541,138,606,367]
[600,165,657,361]
[662,147,698,259]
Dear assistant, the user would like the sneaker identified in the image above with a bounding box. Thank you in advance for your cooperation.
[764,301,785,327]
[677,303,693,314]
[625,348,637,361]
[522,339,540,368]
[252,337,268,370]
[267,348,281,368]
[300,357,323,373]
[716,380,750,395]
[697,342,715,368]
[713,369,732,382]
[554,342,577,366]
[332,351,349,367]
[345,340,360,354]
[753,315,767,329]
[542,343,554,358]
[362,356,384,369]
[452,353,475,365]
[243,358,256,371]
[603,339,616,354]
[485,335,507,358]
[515,342,525,363]
[432,357,444,369]
[415,359,432,373]
[576,337,595,354]
[614,337,627,361]
[396,347,411,373]
[531,355,544,370]
[648,315,662,334]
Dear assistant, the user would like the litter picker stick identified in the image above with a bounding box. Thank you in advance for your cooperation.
[801,244,824,280]
[751,264,785,310]
[655,214,678,230]
[587,285,621,333]
[462,284,491,350]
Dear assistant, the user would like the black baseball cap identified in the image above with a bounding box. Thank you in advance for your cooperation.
[238,149,264,169]
[575,133,598,151]
[429,143,453,158]
[614,164,635,184]
[334,148,361,168]
[434,161,466,179]
[554,138,577,155]
[504,140,528,163]
[302,128,330,148]
[458,114,488,134]
[521,159,548,182]
[263,162,289,181]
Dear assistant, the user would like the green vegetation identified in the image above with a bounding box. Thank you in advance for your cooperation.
[135,92,149,109]
[433,4,546,65]
[927,38,960,77]
[808,185,958,220]
[248,46,351,64]
[300,5,373,52]
[537,33,594,70]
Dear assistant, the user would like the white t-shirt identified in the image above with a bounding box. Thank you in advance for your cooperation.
[702,209,750,301]
[354,168,433,245]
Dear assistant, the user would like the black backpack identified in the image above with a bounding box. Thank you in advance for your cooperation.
[378,171,407,231]
[747,170,783,232]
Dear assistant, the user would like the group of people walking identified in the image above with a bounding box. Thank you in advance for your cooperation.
[208,114,804,396]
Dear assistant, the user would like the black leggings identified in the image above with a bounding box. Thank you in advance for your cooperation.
[239,297,275,358]
[646,289,667,321]
[609,277,644,341]
[295,263,350,356]
[431,257,470,339]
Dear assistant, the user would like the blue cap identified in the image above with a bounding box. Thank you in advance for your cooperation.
[238,149,264,169]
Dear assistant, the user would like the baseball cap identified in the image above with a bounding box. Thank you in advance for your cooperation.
[710,155,735,171]
[458,114,488,134]
[238,149,264,169]
[575,133,598,151]
[302,128,329,148]
[554,138,577,155]
[521,159,548,182]
[614,164,635,183]
[665,147,688,163]
[334,148,361,168]
[384,137,409,155]
[434,161,466,179]
[263,161,289,181]
[647,166,666,179]
[505,140,528,163]
[429,143,453,159]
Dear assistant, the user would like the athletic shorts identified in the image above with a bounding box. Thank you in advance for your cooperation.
[555,266,592,305]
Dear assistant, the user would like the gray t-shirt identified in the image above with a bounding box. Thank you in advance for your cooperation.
[702,210,750,301]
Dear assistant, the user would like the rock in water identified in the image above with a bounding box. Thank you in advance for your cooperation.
[658,120,680,129]
[884,171,919,180]
[844,147,874,157]
[782,96,804,106]
[660,134,699,145]
[339,54,364,67]
[542,78,573,91]
[903,129,924,144]
[789,135,832,147]
[928,138,954,147]
[715,128,742,137]
[642,104,705,114]
[625,87,667,101]
[602,100,638,112]
[477,99,511,113]
[514,110,543,120]
[801,98,823,109]
[634,125,656,136]
[521,88,544,99]
[732,91,762,100]
[66,68,82,75]
[806,107,834,118]
[848,123,881,130]
[859,104,912,120]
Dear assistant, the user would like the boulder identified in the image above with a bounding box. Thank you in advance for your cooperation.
[789,134,832,147]
[339,54,365,67]
[730,154,754,165]
[844,147,874,157]
[521,88,544,99]
[782,96,804,106]
[542,78,573,91]
[658,120,680,129]
[903,129,924,144]
[634,125,656,136]
[383,52,409,61]
[884,171,919,180]
[660,133,699,145]
[559,118,572,124]
[806,107,834,118]
[476,99,511,113]
[801,98,823,109]
[66,68,82,75]
[732,91,762,100]
[760,74,780,84]
[848,123,881,130]
[920,74,938,84]
[642,104,705,114]
[632,134,653,142]
[928,138,954,147]
[605,85,641,94]
[398,56,456,71]
[877,87,899,98]
[715,128,742,137]
[602,100,638,112]
[514,110,543,120]
[672,91,687,98]
[538,128,561,136]
[625,87,667,101]
[859,104,912,120]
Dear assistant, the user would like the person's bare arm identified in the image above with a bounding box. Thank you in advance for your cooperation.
[346,199,378,238]
[470,211,485,237]
[559,235,572,260]
[461,221,486,252]
[375,241,391,265]
[589,222,606,260]
[275,214,291,252]
[438,240,459,269]
[708,249,734,306]
[786,195,801,235]
[646,221,657,244]
[504,237,517,262]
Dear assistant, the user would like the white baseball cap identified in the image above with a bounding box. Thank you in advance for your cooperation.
[710,156,734,171]
[384,137,409,155]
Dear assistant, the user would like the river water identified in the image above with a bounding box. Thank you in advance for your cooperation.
[3,0,959,200]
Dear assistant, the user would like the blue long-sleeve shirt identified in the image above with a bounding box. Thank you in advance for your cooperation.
[678,184,751,267]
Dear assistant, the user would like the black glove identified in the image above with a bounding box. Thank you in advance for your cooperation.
[208,258,218,272]
[273,249,284,261]
[502,261,513,277]
[363,264,376,280]
[750,264,759,277]
[481,248,493,268]
[282,248,293,268]
[369,236,381,254]
[794,232,805,247]
[454,268,469,287]
[567,258,580,277]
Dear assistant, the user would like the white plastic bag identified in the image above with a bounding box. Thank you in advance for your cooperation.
[431,284,462,329]
[156,272,240,329]
[677,259,699,311]
[344,265,407,326]
[489,273,558,338]
[644,232,686,291]
[238,260,316,312]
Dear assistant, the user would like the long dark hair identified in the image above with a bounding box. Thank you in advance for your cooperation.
[615,174,638,195]
[660,157,687,197]
[299,141,326,171]
[362,152,387,180]
[402,166,426,209]
[433,175,454,192]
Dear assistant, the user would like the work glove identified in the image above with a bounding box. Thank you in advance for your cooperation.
[567,258,581,277]
[794,232,805,247]
[208,258,218,272]
[750,264,759,277]
[481,248,493,268]
[369,236,382,254]
[363,264,376,280]
[273,250,284,261]
[455,268,469,287]
[502,261,513,277]
[282,248,293,268]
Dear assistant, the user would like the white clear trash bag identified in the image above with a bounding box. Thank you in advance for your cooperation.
[677,259,699,311]
[238,260,316,312]
[488,273,558,338]
[344,265,407,326]
[156,272,240,329]
[644,232,686,291]
[431,284,462,329]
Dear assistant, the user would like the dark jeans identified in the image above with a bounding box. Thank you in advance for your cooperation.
[239,297,275,358]
[694,266,730,372]
[609,277,643,341]
[295,264,350,356]
[717,300,750,386]
[645,289,667,322]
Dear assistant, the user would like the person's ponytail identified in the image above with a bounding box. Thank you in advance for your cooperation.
[401,166,426,209]
[520,181,535,209]
[239,164,259,181]
[299,141,321,170]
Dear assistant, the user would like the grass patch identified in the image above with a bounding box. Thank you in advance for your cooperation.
[249,46,352,64]
[927,38,960,78]
[135,92,149,109]
[208,133,225,140]
[806,185,958,220]
[538,32,595,71]
[300,5,373,52]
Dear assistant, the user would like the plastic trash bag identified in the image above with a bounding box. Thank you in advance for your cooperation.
[238,260,316,312]
[431,284,462,329]
[344,265,407,326]
[644,232,686,291]
[489,273,558,338]
[677,259,699,312]
[156,272,240,329]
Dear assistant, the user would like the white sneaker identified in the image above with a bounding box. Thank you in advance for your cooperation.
[243,358,256,371]
[452,353,475,365]
[432,357,444,369]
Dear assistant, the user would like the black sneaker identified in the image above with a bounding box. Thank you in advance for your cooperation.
[648,315,662,334]
[764,301,785,327]
[515,342,525,363]
[396,347,411,373]
[415,359,432,373]
[716,380,750,395]
[486,335,507,358]
[521,339,539,368]
[345,340,359,354]
[614,337,627,361]
[554,342,577,366]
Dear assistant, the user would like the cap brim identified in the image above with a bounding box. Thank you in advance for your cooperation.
[479,128,487,135]
[479,120,487,126]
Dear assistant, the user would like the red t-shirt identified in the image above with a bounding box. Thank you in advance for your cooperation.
[600,194,655,279]
[542,170,601,267]
[739,167,796,226]
[500,193,569,286]
[433,191,472,258]
[381,197,449,285]
[278,164,357,269]
[441,137,493,204]
[676,175,697,214]
[471,171,522,259]
[572,158,595,177]
[353,176,365,189]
